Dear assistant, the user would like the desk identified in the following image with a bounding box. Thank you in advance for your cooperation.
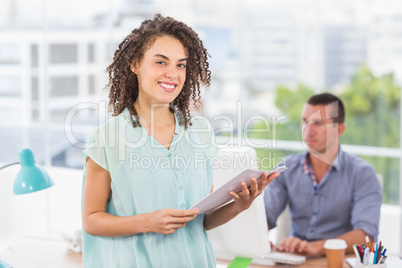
[0,237,82,268]
[0,238,351,268]
[217,255,352,268]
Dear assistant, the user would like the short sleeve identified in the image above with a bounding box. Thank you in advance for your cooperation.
[83,128,109,171]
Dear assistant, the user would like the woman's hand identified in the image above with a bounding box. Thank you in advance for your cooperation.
[145,208,199,235]
[230,172,279,213]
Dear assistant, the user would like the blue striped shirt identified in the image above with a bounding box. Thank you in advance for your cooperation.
[264,149,382,241]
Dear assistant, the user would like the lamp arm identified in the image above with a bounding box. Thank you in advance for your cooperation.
[0,162,20,170]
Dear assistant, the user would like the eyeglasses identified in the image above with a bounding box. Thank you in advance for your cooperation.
[301,118,339,127]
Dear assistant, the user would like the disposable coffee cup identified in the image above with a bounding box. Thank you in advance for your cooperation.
[323,239,347,268]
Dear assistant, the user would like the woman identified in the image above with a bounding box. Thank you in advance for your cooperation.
[82,14,278,267]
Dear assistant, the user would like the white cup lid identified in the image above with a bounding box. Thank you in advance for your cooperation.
[323,239,347,250]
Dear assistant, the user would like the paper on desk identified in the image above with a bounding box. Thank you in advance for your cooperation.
[346,257,357,268]
[191,166,287,214]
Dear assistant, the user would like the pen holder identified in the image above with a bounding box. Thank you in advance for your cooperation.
[355,261,387,268]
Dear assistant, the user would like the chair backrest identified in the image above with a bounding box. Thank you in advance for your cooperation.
[376,173,383,189]
[275,202,292,244]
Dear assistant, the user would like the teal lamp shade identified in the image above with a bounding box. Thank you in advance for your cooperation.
[13,148,55,195]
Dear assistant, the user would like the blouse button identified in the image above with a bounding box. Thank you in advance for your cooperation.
[181,204,186,209]
[167,152,173,157]
[179,185,184,191]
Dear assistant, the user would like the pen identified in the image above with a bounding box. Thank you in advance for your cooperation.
[376,241,382,264]
[359,245,365,262]
[368,251,374,265]
[368,244,375,265]
[381,256,387,264]
[378,255,385,264]
[363,246,370,265]
[357,244,364,262]
[381,248,387,263]
[373,242,378,264]
[353,245,361,263]
[365,235,370,249]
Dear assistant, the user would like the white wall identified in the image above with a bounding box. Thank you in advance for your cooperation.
[378,204,401,254]
[0,166,83,250]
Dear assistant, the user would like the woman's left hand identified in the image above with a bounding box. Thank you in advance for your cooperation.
[230,172,279,212]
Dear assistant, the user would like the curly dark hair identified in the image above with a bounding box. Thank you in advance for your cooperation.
[106,13,211,129]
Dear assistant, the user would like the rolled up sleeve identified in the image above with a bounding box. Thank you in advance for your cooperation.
[350,164,382,241]
[264,173,288,229]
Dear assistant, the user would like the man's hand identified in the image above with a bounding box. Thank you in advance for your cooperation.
[276,236,325,256]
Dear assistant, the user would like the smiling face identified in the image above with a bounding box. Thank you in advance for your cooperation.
[301,103,345,155]
[131,35,187,106]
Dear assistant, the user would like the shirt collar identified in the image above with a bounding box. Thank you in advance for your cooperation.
[121,107,181,134]
[299,148,343,171]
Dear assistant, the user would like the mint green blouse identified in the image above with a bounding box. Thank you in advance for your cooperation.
[82,108,218,268]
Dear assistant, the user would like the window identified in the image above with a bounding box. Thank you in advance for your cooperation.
[0,44,20,64]
[50,44,78,64]
[0,76,21,96]
[50,76,78,97]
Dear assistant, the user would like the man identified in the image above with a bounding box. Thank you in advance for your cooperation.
[264,93,382,256]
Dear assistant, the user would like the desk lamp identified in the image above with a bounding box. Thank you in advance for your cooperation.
[0,148,54,194]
